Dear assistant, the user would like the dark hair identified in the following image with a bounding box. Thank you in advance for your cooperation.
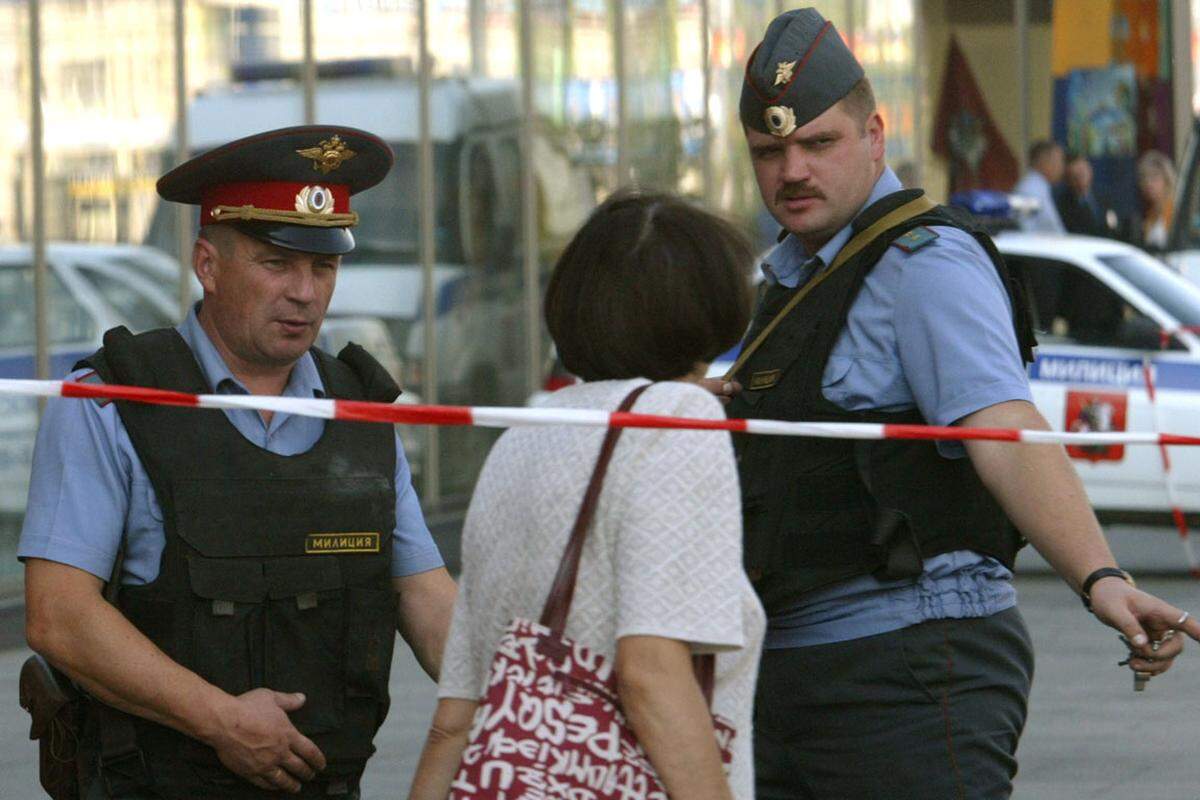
[1028,139,1061,164]
[544,191,754,382]
[838,77,876,130]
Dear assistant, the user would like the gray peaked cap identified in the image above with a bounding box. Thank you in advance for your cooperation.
[740,8,864,138]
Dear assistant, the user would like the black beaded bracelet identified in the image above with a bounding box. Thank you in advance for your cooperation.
[1080,567,1135,611]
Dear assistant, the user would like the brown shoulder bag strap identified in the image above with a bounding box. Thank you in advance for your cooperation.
[540,383,650,634]
[538,382,719,706]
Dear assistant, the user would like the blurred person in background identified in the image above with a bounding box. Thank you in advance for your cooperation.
[711,8,1200,799]
[1014,139,1067,233]
[1136,149,1176,252]
[408,191,766,800]
[1055,151,1120,238]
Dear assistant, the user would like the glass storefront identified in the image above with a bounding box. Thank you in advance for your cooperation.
[0,0,924,585]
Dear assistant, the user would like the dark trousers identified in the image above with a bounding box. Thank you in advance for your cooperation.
[754,607,1034,800]
[83,774,362,800]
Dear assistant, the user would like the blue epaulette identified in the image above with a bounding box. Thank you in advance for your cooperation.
[891,226,939,254]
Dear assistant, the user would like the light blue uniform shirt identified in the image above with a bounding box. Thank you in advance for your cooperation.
[762,167,1032,648]
[1013,169,1066,234]
[18,305,444,585]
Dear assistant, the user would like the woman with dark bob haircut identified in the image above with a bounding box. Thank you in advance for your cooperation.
[410,191,766,800]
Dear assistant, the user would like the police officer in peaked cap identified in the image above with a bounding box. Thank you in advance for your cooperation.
[20,126,457,798]
[703,9,1200,797]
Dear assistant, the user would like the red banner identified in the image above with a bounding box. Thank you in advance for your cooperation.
[932,38,1019,192]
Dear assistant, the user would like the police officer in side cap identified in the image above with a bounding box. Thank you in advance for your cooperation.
[702,9,1200,797]
[20,126,457,799]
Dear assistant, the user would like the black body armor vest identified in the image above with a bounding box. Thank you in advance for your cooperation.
[79,326,401,799]
[727,190,1036,616]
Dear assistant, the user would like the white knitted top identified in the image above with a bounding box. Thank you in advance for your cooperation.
[438,378,765,799]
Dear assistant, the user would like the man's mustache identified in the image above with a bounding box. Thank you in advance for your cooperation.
[777,184,823,203]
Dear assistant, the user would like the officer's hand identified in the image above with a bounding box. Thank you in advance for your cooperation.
[697,378,741,406]
[210,688,327,793]
[1088,578,1200,678]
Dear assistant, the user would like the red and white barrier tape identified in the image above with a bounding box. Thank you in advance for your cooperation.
[1142,356,1200,576]
[7,377,1200,447]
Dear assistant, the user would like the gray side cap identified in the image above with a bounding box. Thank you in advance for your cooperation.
[739,8,864,137]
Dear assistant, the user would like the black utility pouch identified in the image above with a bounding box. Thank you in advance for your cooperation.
[19,654,83,800]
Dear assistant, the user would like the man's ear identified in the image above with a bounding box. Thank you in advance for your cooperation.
[193,237,220,295]
[866,111,885,162]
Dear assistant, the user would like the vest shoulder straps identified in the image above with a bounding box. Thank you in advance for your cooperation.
[78,326,209,393]
[313,343,402,404]
[80,325,402,404]
[724,192,936,381]
[878,205,1038,365]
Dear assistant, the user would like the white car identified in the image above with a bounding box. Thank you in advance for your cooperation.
[0,244,185,525]
[997,231,1200,521]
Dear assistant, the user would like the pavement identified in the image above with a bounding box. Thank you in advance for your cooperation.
[0,536,1199,797]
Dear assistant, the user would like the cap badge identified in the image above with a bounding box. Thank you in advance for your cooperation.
[295,185,334,215]
[774,60,797,86]
[296,135,357,175]
[764,105,797,138]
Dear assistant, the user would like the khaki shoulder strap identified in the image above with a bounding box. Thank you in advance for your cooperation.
[723,195,936,382]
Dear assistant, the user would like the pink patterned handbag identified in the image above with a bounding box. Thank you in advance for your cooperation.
[449,385,736,799]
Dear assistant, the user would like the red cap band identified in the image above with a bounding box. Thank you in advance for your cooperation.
[200,181,351,223]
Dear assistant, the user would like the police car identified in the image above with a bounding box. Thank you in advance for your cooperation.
[996,230,1200,522]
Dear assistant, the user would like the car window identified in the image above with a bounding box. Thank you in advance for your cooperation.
[75,266,174,332]
[1007,255,1164,350]
[0,264,96,348]
[1095,253,1200,328]
[109,254,181,293]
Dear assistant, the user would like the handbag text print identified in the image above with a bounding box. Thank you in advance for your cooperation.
[449,619,735,799]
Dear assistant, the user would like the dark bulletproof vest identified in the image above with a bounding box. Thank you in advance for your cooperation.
[727,190,1035,616]
[80,326,401,799]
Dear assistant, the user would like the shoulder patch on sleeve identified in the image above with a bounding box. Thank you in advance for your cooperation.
[891,226,939,254]
[76,370,112,408]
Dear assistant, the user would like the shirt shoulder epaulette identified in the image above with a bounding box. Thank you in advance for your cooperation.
[890,225,939,254]
[75,369,112,408]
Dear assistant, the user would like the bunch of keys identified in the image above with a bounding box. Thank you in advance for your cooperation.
[1117,631,1176,691]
